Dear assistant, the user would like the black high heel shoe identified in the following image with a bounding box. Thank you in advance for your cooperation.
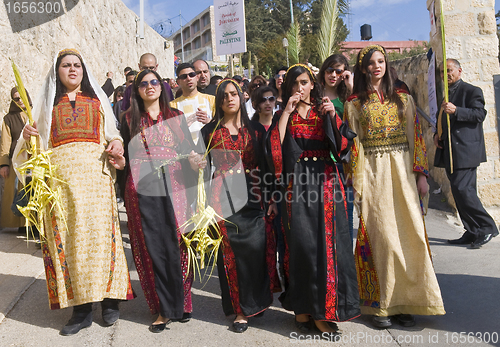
[149,323,167,333]
[294,317,313,333]
[232,321,248,333]
[149,317,171,333]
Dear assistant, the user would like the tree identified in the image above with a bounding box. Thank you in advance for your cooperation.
[243,0,349,72]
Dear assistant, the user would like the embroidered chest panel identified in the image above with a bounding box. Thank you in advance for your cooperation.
[357,93,408,148]
[209,126,257,170]
[51,94,101,147]
[289,108,325,141]
[140,118,175,150]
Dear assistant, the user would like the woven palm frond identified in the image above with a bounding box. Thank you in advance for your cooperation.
[11,61,68,241]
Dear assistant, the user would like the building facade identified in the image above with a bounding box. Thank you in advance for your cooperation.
[169,6,227,70]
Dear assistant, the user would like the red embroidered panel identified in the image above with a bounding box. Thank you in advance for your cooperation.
[42,241,60,310]
[269,125,283,180]
[51,94,101,147]
[289,108,325,141]
[355,216,381,308]
[323,163,338,321]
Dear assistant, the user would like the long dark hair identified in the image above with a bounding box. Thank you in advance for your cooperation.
[212,79,249,127]
[54,53,96,106]
[251,86,276,122]
[352,45,404,120]
[128,69,174,139]
[318,54,351,103]
[281,64,323,111]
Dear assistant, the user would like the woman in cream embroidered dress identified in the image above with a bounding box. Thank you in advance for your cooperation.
[344,45,445,328]
[17,49,134,335]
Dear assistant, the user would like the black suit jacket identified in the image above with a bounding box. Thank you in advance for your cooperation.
[434,80,487,169]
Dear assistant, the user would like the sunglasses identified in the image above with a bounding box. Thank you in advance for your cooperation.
[138,79,161,89]
[275,74,285,79]
[325,67,344,75]
[13,97,21,102]
[178,71,197,80]
[261,96,276,103]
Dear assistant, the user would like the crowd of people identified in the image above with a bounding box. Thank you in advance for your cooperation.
[0,44,497,337]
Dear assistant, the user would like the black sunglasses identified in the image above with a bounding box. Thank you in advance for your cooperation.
[13,97,21,102]
[138,79,161,89]
[325,67,344,75]
[178,71,197,80]
[261,96,276,103]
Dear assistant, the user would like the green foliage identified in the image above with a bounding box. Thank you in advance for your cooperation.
[243,0,348,72]
[386,41,430,61]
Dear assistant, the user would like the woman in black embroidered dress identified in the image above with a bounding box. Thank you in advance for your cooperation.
[200,79,275,333]
[120,69,205,333]
[265,64,360,334]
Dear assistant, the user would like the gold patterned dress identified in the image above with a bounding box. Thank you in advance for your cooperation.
[42,93,134,309]
[344,91,445,317]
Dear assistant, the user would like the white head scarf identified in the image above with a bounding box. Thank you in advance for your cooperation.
[13,48,122,182]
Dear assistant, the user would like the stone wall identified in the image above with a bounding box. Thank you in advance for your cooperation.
[421,0,500,222]
[0,0,174,122]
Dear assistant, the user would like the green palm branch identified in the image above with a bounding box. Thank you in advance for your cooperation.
[318,0,347,62]
[287,21,301,65]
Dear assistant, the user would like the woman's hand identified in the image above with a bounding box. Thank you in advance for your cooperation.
[318,97,335,116]
[283,92,301,115]
[188,150,207,171]
[279,92,302,143]
[267,202,278,219]
[341,70,353,93]
[109,153,126,170]
[105,140,124,157]
[417,174,428,197]
[23,121,38,141]
[106,140,125,170]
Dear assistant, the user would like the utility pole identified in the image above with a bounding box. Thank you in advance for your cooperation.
[180,11,184,62]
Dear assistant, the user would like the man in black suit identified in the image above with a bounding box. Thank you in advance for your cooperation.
[434,59,498,248]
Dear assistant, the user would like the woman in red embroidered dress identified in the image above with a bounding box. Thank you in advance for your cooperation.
[20,49,134,336]
[200,79,275,333]
[120,69,205,333]
[265,64,360,335]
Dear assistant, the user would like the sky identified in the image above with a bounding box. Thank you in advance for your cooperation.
[122,0,500,42]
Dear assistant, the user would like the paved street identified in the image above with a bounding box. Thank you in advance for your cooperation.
[1,184,499,347]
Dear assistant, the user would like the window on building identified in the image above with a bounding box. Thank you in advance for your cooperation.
[193,20,200,34]
[183,28,190,40]
[203,31,211,45]
[202,13,210,27]
[193,37,201,49]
